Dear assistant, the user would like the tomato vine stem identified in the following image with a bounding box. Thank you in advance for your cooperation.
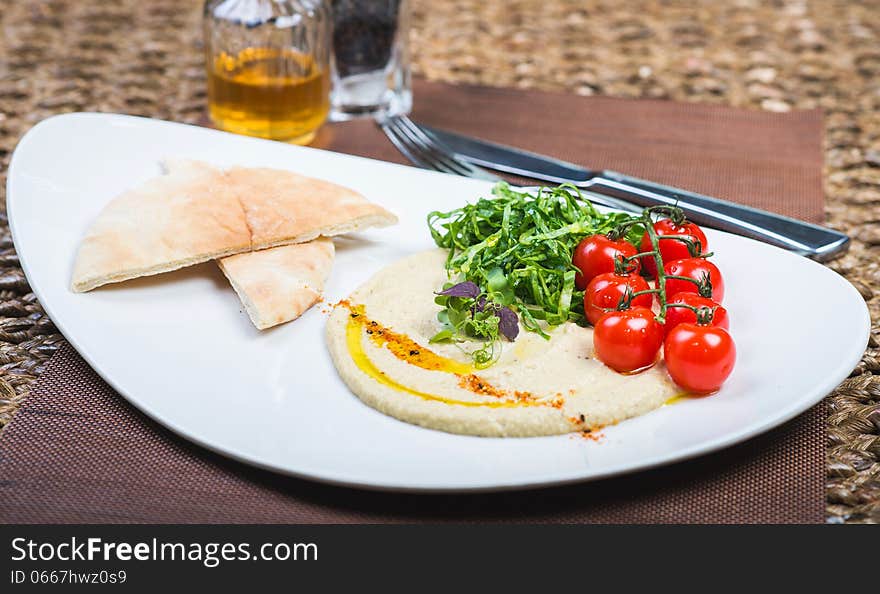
[612,205,715,325]
[642,209,670,324]
[667,302,718,324]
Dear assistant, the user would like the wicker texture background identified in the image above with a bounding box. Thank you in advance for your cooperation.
[0,0,877,523]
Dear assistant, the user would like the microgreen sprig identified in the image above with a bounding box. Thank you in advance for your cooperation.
[429,280,519,369]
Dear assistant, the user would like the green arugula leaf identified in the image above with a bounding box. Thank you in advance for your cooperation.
[428,183,641,339]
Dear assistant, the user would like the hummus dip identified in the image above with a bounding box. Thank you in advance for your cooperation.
[326,249,679,437]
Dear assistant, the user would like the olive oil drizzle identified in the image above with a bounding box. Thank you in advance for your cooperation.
[343,303,550,408]
[664,393,692,405]
[352,306,473,375]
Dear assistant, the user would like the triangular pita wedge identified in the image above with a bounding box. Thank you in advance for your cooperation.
[71,160,250,292]
[224,166,398,250]
[71,160,395,294]
[218,238,335,330]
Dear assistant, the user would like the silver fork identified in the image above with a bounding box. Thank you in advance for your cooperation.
[380,116,503,183]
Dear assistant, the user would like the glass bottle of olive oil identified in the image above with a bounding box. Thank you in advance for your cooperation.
[204,0,331,144]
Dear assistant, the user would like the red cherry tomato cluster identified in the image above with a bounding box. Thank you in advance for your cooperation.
[571,212,736,395]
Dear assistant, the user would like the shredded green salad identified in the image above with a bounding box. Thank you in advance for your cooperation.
[428,183,642,337]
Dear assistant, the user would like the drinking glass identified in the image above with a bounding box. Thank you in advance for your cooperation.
[329,0,412,120]
[204,0,332,144]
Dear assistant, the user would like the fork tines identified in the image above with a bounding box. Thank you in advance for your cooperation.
[380,116,501,182]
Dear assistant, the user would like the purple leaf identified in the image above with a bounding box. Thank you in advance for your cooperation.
[496,307,519,341]
[470,296,488,317]
[436,281,480,299]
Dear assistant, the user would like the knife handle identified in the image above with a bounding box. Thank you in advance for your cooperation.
[587,171,850,262]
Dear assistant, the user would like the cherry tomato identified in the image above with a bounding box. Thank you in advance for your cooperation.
[664,323,736,394]
[584,272,653,326]
[594,306,664,373]
[663,258,725,302]
[572,234,639,290]
[663,293,729,337]
[639,218,708,278]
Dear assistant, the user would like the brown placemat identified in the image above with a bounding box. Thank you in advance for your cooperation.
[315,81,826,223]
[0,343,823,524]
[0,81,829,524]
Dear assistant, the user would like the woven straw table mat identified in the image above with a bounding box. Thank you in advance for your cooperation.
[0,0,877,523]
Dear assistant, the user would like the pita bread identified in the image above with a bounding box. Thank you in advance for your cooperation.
[71,160,251,292]
[218,239,334,330]
[71,160,396,294]
[224,166,398,250]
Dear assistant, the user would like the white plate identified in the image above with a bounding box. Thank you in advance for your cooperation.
[7,113,870,492]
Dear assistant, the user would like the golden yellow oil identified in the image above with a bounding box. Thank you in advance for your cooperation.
[207,47,330,144]
[344,314,540,409]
